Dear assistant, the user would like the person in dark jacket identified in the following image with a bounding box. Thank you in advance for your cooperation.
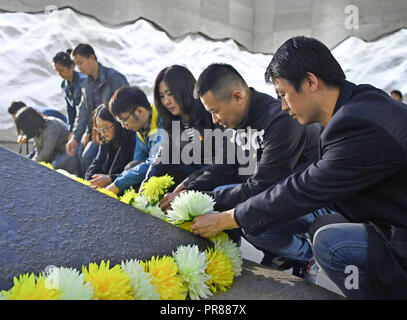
[164,63,331,275]
[85,104,136,189]
[192,36,407,299]
[53,50,87,132]
[145,64,220,187]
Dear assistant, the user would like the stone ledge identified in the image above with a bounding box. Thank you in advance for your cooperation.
[208,259,344,300]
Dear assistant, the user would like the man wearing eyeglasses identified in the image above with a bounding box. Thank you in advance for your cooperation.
[105,86,163,195]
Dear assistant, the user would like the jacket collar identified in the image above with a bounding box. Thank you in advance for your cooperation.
[71,71,80,86]
[136,104,159,144]
[236,87,256,130]
[88,62,106,87]
[332,80,357,117]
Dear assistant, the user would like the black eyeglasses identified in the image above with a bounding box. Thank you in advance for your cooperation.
[116,109,135,125]
[94,123,114,133]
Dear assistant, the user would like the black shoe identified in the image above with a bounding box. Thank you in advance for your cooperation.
[260,252,294,271]
[292,258,319,284]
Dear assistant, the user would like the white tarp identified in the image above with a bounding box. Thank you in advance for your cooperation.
[0,8,405,142]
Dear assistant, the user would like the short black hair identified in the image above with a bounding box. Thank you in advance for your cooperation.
[109,86,152,117]
[8,100,27,115]
[265,36,346,92]
[15,107,46,139]
[71,43,97,60]
[53,50,74,68]
[391,90,403,100]
[194,63,247,101]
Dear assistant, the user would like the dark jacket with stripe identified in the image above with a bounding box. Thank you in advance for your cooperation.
[183,88,321,211]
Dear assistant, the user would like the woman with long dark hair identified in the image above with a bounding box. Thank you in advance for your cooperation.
[15,107,80,175]
[145,64,218,186]
[85,104,136,189]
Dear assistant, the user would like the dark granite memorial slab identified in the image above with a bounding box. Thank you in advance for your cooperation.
[0,146,212,290]
[0,145,343,299]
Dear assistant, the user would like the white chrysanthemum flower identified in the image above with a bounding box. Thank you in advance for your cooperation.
[121,259,160,300]
[213,234,243,277]
[133,194,167,220]
[173,245,212,300]
[56,169,78,180]
[167,191,215,223]
[44,266,94,300]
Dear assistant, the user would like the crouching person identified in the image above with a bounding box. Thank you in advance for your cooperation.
[105,86,163,195]
[15,107,80,175]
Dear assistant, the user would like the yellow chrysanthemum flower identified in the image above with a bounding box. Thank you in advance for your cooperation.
[74,176,91,187]
[120,189,139,205]
[205,248,234,294]
[97,188,118,199]
[178,221,193,232]
[211,233,243,277]
[143,255,187,300]
[38,161,54,170]
[140,174,174,203]
[82,260,133,300]
[1,273,60,300]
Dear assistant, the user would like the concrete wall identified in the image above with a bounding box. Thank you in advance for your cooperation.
[254,0,407,53]
[0,0,255,51]
[0,0,406,53]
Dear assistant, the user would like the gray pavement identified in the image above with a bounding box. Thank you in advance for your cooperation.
[240,237,345,297]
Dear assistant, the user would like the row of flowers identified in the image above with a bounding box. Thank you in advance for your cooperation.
[0,163,243,300]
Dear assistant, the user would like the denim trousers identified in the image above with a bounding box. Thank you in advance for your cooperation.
[313,223,368,299]
[213,183,331,263]
[243,208,334,263]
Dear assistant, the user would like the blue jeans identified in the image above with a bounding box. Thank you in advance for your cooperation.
[243,208,334,263]
[313,223,368,299]
[212,183,333,264]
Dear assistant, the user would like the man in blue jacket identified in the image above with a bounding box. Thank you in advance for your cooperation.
[105,86,163,195]
[191,36,407,299]
[53,50,87,132]
[65,44,129,175]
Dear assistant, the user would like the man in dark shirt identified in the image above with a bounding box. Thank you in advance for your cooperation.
[191,37,407,299]
[53,50,87,132]
[162,63,332,275]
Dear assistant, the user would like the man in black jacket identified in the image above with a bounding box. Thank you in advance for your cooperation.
[191,37,407,299]
[161,63,331,273]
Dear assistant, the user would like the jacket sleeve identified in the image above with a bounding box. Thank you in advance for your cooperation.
[32,122,60,163]
[110,72,129,92]
[182,163,242,191]
[213,116,318,211]
[114,131,162,192]
[85,143,104,180]
[182,130,243,190]
[234,115,407,236]
[72,88,91,142]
